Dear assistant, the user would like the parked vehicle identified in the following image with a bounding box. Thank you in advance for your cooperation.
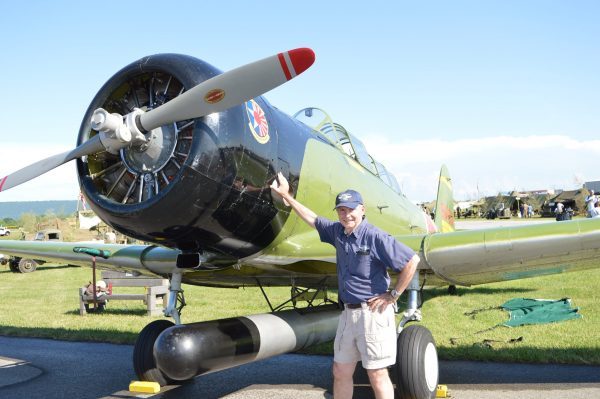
[34,229,62,241]
[0,226,10,236]
[9,229,62,273]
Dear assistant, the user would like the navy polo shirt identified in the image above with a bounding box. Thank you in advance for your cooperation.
[314,216,415,304]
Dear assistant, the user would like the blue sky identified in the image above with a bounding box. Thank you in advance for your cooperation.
[1,1,599,202]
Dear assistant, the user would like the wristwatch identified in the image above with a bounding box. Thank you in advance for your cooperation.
[390,289,400,300]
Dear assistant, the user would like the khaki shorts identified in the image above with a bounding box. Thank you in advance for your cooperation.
[334,303,397,369]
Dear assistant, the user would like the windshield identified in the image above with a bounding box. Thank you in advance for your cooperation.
[294,107,402,194]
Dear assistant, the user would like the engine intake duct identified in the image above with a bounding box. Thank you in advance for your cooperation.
[154,306,340,381]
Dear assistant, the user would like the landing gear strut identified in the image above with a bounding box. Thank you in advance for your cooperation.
[393,274,439,399]
[162,270,186,325]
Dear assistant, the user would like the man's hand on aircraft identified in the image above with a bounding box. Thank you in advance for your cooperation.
[270,172,291,206]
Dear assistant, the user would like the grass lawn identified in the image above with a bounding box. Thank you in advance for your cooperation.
[0,262,599,364]
[418,267,600,364]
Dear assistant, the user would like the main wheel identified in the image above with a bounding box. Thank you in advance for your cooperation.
[133,319,175,386]
[18,258,38,273]
[9,259,19,272]
[394,325,439,399]
[447,285,457,295]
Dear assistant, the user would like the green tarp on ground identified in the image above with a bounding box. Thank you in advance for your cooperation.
[501,298,582,327]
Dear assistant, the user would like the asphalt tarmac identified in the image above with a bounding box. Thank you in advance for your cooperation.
[1,336,599,399]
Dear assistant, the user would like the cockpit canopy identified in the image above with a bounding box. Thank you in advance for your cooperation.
[294,107,402,194]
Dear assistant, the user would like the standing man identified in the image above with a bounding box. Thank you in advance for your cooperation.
[586,190,597,218]
[555,201,565,221]
[270,172,419,399]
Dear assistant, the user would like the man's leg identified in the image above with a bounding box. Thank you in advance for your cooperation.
[333,361,356,399]
[366,367,394,399]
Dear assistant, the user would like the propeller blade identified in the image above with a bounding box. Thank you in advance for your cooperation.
[1,48,316,194]
[0,135,103,193]
[139,48,315,132]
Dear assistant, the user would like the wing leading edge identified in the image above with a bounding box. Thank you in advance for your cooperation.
[0,241,181,277]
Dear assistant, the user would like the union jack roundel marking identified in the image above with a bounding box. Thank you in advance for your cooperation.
[245,99,269,144]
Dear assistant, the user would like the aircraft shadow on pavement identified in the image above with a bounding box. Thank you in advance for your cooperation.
[156,358,385,399]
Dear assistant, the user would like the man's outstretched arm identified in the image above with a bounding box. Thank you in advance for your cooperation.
[270,172,318,228]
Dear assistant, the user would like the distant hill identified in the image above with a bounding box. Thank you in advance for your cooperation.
[0,201,78,219]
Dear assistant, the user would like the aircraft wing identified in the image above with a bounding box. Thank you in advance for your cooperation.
[0,240,181,277]
[3,218,600,289]
[421,218,600,286]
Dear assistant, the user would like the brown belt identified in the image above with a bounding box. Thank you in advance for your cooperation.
[345,303,363,309]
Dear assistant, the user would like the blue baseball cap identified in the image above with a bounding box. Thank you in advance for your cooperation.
[334,189,363,210]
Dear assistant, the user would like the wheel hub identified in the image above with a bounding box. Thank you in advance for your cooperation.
[424,342,439,391]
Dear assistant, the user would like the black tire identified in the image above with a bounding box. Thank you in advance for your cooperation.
[394,325,439,399]
[9,259,19,272]
[18,258,38,273]
[133,319,175,386]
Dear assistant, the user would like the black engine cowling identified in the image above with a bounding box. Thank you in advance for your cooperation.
[76,54,296,259]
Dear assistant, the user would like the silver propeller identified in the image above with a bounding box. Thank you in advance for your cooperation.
[0,48,315,193]
[0,136,103,192]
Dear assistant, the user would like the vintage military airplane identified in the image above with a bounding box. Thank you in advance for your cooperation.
[1,47,600,399]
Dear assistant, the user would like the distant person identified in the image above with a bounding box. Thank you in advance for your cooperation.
[592,202,600,218]
[528,204,534,218]
[564,206,573,220]
[555,202,565,221]
[456,206,461,219]
[84,280,108,313]
[519,203,525,218]
[586,190,597,218]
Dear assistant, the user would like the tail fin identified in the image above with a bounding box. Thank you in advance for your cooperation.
[434,165,455,233]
